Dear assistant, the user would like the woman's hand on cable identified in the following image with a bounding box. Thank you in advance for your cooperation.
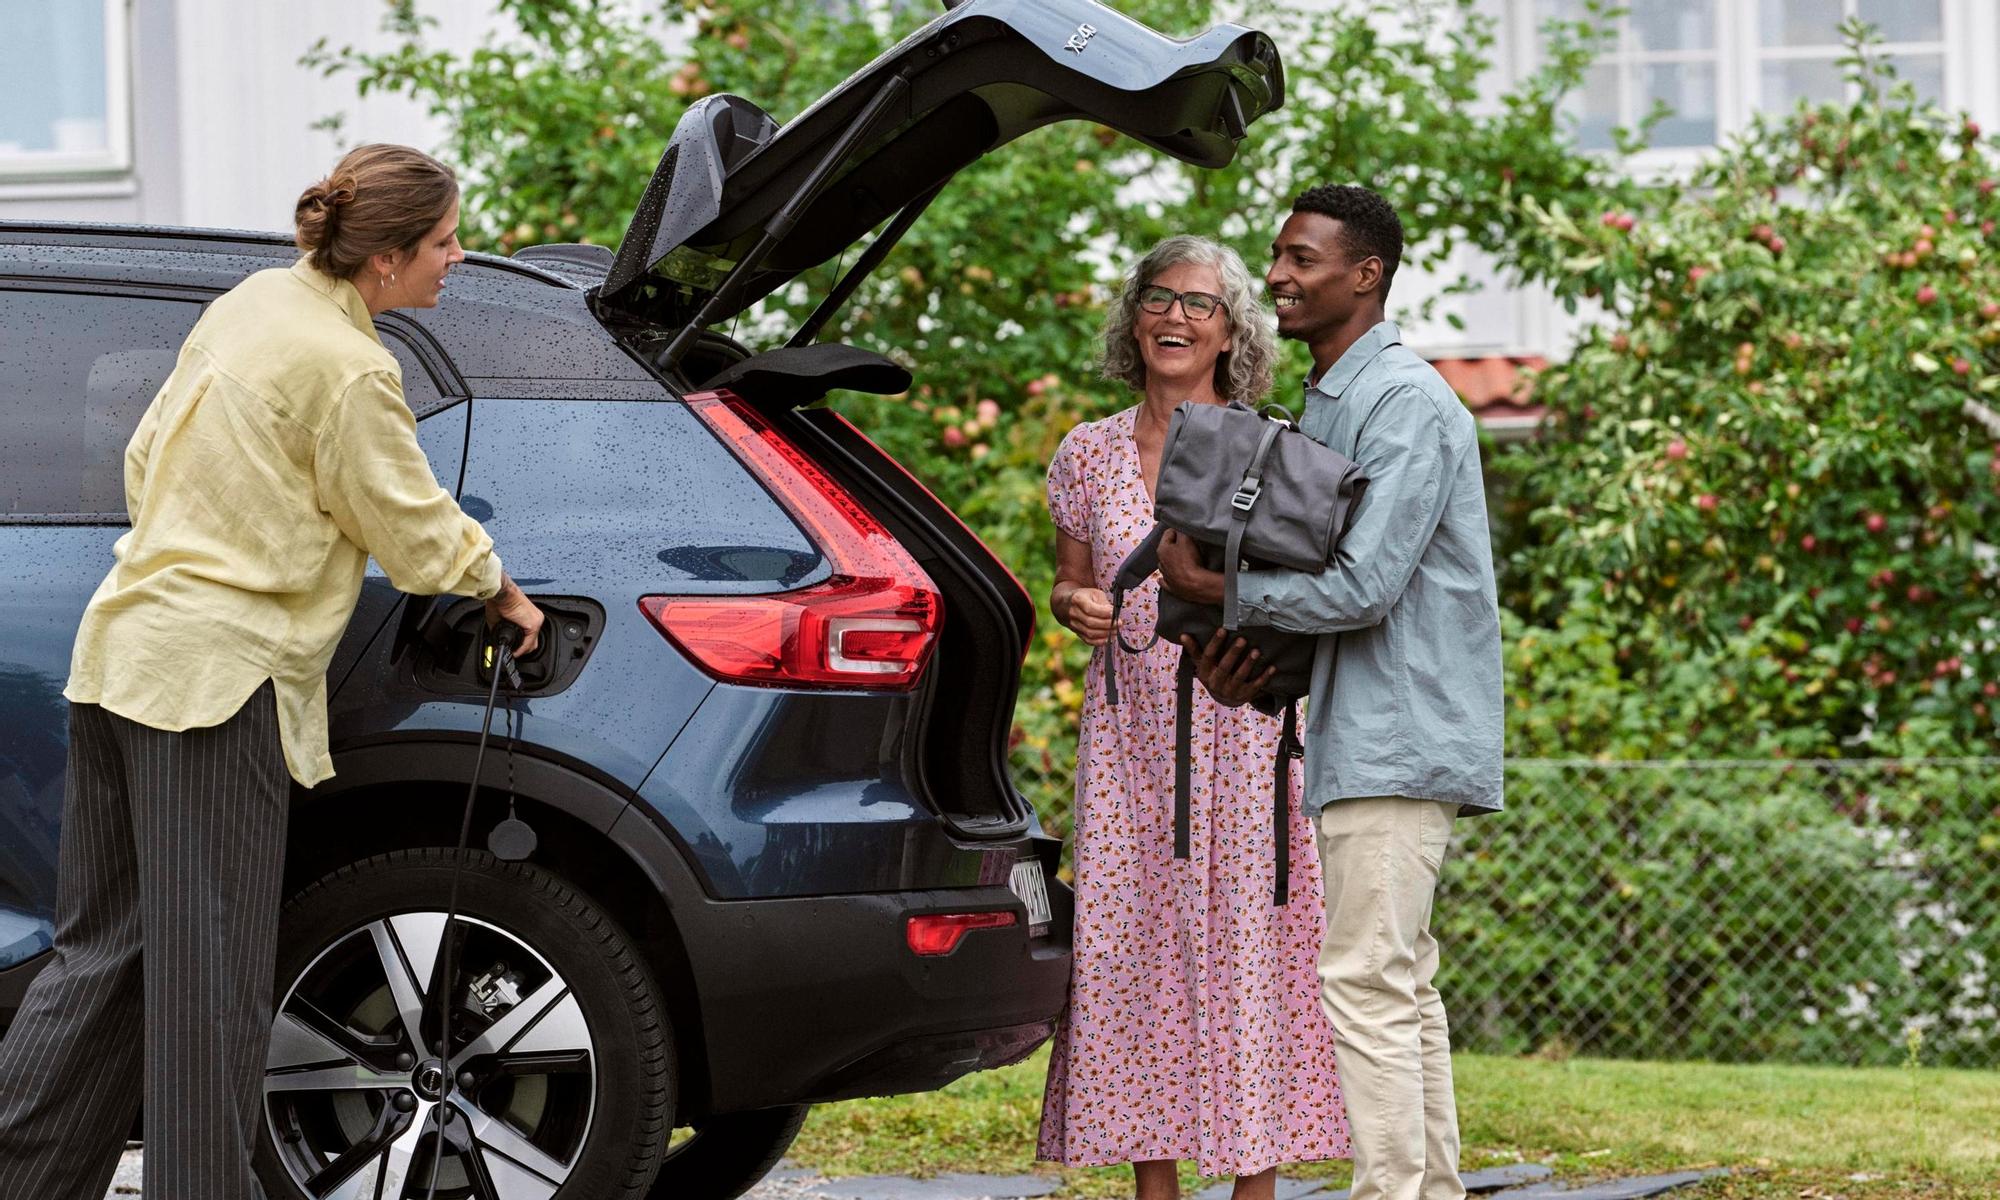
[485,572,545,657]
[1059,585,1115,647]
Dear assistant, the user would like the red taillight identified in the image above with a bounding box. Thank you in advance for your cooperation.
[827,410,1034,642]
[640,393,943,690]
[905,911,1017,957]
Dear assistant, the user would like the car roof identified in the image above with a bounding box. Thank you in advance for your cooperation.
[0,222,662,396]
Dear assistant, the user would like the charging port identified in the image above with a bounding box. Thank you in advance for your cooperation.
[403,596,605,697]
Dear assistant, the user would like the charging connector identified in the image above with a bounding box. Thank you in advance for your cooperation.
[424,619,523,1200]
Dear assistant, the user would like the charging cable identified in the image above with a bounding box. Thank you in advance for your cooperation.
[423,620,522,1200]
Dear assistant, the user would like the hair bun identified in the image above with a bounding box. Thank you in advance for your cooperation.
[293,144,457,278]
[304,177,357,216]
[295,174,359,251]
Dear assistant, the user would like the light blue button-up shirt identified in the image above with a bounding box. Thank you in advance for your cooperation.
[1235,321,1504,815]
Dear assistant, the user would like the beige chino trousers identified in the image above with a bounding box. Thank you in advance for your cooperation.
[1315,796,1464,1200]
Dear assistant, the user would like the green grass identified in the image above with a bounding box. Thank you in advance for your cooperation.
[787,1049,2000,1198]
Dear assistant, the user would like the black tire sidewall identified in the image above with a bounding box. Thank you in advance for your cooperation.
[650,1104,811,1200]
[256,849,673,1200]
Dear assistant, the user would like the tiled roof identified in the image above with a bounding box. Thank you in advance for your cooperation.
[1429,355,1547,440]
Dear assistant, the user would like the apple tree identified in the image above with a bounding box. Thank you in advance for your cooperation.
[1493,25,2000,758]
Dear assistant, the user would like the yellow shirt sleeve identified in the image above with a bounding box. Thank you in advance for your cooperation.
[313,368,503,599]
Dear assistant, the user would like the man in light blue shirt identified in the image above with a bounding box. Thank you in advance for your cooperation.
[1160,184,1502,1200]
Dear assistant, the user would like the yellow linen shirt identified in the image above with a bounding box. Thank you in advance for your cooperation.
[64,258,502,786]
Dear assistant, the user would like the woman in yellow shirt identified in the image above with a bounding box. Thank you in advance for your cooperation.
[0,144,541,1200]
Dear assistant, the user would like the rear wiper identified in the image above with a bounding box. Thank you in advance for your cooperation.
[658,68,914,373]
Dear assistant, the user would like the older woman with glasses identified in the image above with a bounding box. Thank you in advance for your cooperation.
[1037,236,1349,1200]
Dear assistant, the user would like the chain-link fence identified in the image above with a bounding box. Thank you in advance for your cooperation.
[1015,753,2000,1068]
[1436,759,2000,1068]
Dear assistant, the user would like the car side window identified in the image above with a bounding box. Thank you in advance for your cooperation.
[0,289,204,520]
[0,291,449,521]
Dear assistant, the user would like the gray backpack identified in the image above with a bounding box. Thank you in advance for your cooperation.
[1104,400,1368,903]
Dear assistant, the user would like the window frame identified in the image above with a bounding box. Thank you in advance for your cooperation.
[1538,1,1730,173]
[1738,1,1952,116]
[0,0,134,181]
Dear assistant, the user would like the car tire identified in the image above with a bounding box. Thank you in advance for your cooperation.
[649,1104,812,1200]
[256,848,674,1200]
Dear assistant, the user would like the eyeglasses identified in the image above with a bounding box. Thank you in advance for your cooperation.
[1136,284,1226,321]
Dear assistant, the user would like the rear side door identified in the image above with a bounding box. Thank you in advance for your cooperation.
[0,284,204,993]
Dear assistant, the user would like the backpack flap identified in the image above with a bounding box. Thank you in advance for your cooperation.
[1153,401,1368,572]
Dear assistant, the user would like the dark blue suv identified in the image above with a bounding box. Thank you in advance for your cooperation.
[0,3,1282,1197]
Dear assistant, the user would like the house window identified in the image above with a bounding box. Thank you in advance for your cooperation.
[1524,0,1964,158]
[1538,0,1722,152]
[0,0,131,178]
[1756,1,1945,109]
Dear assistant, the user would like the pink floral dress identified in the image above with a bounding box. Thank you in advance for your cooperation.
[1036,406,1350,1177]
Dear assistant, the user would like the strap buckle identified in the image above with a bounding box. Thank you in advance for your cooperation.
[1231,479,1262,512]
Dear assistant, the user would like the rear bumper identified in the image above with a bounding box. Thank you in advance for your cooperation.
[683,878,1073,1112]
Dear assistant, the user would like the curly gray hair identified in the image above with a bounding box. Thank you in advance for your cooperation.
[1098,235,1277,405]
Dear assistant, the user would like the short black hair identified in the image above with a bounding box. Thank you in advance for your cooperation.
[1291,184,1403,298]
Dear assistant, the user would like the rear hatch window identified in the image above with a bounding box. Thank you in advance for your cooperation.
[461,399,826,591]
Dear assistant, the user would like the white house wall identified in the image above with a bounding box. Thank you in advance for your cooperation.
[172,0,506,233]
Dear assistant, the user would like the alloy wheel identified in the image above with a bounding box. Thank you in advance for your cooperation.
[264,911,597,1200]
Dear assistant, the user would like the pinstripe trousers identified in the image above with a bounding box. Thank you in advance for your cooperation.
[0,681,289,1200]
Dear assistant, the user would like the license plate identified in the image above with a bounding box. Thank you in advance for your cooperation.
[1009,859,1052,935]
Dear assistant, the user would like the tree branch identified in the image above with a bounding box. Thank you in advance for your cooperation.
[1965,396,2000,442]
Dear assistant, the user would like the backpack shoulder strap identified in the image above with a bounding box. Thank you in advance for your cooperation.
[1173,649,1194,860]
[1272,700,1303,905]
[1103,524,1168,706]
[1223,419,1285,630]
